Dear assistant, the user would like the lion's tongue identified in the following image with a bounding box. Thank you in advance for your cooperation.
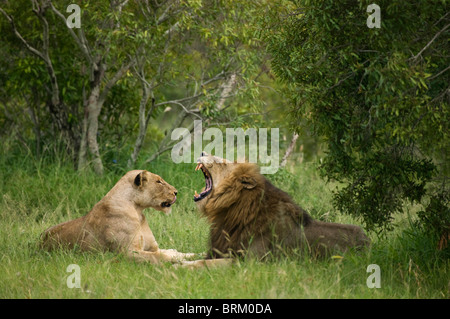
[194,162,211,201]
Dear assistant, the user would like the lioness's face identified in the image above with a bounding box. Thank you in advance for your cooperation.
[133,170,177,215]
[193,152,233,203]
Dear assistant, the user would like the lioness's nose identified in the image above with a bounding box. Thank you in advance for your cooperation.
[174,191,178,196]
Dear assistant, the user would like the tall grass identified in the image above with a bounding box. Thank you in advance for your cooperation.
[0,142,448,298]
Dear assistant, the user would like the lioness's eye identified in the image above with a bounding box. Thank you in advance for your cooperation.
[157,180,163,184]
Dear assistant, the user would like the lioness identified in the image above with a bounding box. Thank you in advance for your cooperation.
[41,170,195,263]
[181,152,369,268]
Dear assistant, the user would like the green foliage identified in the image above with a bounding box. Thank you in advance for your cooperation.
[264,0,449,234]
[0,0,276,169]
[0,145,448,298]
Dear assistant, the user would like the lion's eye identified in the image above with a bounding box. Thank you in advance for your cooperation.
[157,180,163,184]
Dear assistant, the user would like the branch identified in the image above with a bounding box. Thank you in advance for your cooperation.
[326,71,355,92]
[157,1,175,25]
[433,12,450,28]
[216,73,237,110]
[428,64,450,81]
[132,63,153,89]
[280,133,299,168]
[164,21,180,37]
[48,1,95,67]
[145,97,156,128]
[112,0,130,29]
[411,23,450,62]
[154,93,204,108]
[326,60,370,93]
[0,7,46,61]
[98,59,136,104]
[151,69,236,120]
[145,142,177,163]
[31,0,50,56]
[0,4,60,105]
[430,85,450,104]
[144,114,198,164]
[155,99,203,120]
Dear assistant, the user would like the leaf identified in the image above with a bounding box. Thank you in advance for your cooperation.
[331,255,344,259]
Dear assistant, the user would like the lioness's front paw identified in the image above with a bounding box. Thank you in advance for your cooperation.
[173,252,198,261]
[159,249,198,262]
[182,252,198,260]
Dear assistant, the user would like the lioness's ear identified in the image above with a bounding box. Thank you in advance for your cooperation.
[240,175,257,189]
[134,171,148,187]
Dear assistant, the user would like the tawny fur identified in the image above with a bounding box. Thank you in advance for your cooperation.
[40,170,195,264]
[194,155,370,260]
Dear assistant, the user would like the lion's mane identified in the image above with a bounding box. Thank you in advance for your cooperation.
[201,163,312,258]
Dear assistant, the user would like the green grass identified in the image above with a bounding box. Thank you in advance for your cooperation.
[0,147,448,299]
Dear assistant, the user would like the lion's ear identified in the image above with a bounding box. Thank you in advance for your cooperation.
[240,175,257,189]
[134,171,148,187]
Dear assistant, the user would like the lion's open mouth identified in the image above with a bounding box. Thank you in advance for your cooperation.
[161,195,176,208]
[194,163,212,202]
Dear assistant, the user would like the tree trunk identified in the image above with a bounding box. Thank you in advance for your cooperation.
[216,73,237,110]
[128,84,153,168]
[77,60,133,174]
[78,61,104,174]
[77,105,89,171]
[280,133,299,168]
[84,83,104,175]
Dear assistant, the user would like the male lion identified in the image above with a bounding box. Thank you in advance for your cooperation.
[182,153,369,268]
[41,170,195,264]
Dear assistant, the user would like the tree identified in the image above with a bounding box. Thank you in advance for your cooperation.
[1,0,137,174]
[264,0,449,235]
[129,0,273,166]
[49,1,136,175]
[0,1,82,159]
[0,0,276,174]
[124,0,235,167]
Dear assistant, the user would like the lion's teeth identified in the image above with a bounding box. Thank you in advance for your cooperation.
[194,190,199,198]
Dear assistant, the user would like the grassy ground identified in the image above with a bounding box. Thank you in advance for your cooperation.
[0,147,448,299]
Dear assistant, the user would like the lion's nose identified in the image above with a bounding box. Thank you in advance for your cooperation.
[174,191,178,196]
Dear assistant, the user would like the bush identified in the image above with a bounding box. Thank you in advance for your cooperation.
[264,0,449,235]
